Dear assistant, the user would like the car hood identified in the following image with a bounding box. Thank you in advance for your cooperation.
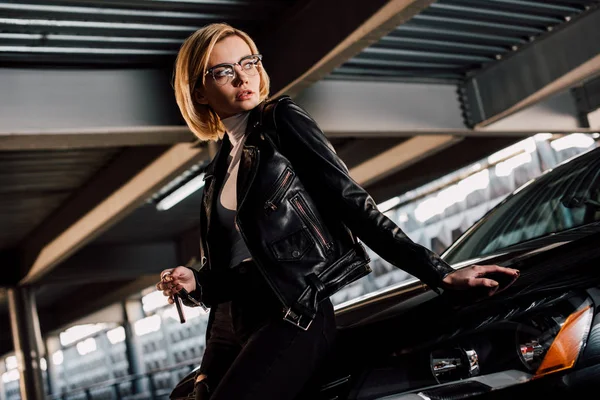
[335,222,600,330]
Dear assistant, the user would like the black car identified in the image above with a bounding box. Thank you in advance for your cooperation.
[295,145,600,400]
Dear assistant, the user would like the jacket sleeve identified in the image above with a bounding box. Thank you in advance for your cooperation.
[272,97,454,291]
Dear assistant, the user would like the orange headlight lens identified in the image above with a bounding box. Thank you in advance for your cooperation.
[533,303,593,379]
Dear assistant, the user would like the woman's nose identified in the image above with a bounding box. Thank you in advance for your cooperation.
[232,66,250,85]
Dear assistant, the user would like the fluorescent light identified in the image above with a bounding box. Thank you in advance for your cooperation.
[487,137,536,164]
[142,290,169,312]
[5,356,17,371]
[76,338,97,356]
[156,173,205,211]
[134,315,161,337]
[59,323,106,346]
[52,351,63,366]
[550,133,595,151]
[107,327,126,345]
[495,152,532,177]
[534,133,553,142]
[415,169,490,222]
[2,370,19,383]
[377,197,401,213]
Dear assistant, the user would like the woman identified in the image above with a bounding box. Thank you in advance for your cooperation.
[156,23,519,400]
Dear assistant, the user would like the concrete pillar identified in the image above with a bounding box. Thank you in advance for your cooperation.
[123,300,144,394]
[0,360,7,400]
[7,286,45,400]
[45,337,62,398]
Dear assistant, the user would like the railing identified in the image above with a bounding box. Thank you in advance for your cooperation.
[46,358,202,400]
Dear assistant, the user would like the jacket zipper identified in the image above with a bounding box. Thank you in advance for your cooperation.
[265,168,294,212]
[291,195,332,252]
[236,147,291,309]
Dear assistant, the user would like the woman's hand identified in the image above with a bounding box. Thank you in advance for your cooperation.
[155,266,196,304]
[441,264,520,296]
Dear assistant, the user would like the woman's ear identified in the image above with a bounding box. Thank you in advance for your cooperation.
[193,89,209,105]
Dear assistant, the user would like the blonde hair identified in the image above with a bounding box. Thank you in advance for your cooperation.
[173,23,271,142]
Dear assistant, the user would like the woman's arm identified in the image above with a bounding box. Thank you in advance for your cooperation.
[272,98,454,291]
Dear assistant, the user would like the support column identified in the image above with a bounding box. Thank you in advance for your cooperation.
[123,300,144,394]
[7,286,45,400]
[0,361,7,400]
[45,337,62,398]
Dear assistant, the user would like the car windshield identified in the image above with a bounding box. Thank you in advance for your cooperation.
[443,147,600,265]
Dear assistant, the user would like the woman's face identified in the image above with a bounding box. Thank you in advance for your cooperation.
[197,35,261,119]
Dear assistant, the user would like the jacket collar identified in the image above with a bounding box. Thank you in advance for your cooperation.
[203,101,266,178]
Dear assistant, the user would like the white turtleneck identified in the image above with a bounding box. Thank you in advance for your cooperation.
[217,111,252,267]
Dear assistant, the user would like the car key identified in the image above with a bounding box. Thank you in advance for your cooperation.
[161,271,187,324]
[174,292,186,324]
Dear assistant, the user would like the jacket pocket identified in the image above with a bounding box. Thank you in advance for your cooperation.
[290,193,333,254]
[270,228,314,261]
[265,167,295,213]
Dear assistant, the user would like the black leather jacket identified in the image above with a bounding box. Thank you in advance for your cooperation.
[186,95,454,328]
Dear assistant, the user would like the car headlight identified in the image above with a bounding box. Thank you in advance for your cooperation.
[531,302,593,378]
[422,295,595,397]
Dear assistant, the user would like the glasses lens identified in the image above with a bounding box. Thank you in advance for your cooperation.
[240,56,261,76]
[212,66,235,86]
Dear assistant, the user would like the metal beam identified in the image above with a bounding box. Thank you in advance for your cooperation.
[0,68,181,133]
[0,126,194,151]
[460,5,600,128]
[17,146,170,278]
[349,135,461,187]
[296,81,593,138]
[262,0,438,97]
[39,241,178,285]
[295,80,465,132]
[20,143,206,285]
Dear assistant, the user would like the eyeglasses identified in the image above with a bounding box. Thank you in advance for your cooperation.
[203,54,262,86]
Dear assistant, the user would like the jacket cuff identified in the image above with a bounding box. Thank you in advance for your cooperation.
[182,267,204,307]
[420,249,455,294]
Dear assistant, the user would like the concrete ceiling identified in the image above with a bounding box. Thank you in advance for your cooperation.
[1,0,599,356]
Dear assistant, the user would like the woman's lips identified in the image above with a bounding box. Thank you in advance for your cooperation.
[236,90,253,101]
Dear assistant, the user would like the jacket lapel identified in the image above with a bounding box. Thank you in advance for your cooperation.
[236,104,264,208]
[202,135,230,237]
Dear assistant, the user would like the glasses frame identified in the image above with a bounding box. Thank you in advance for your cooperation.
[202,54,263,87]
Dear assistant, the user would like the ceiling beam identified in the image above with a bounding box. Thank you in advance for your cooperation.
[261,0,438,97]
[19,143,207,285]
[460,5,600,128]
[367,137,522,203]
[0,68,181,133]
[17,146,169,278]
[326,128,598,139]
[0,126,194,151]
[38,241,178,285]
[349,135,461,187]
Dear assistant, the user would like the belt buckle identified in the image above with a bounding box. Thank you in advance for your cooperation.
[283,308,313,331]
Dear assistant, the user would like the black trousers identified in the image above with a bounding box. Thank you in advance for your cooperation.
[196,261,337,400]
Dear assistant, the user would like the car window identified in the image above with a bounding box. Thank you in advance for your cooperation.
[443,148,600,264]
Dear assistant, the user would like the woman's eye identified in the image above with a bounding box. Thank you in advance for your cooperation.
[214,67,233,77]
